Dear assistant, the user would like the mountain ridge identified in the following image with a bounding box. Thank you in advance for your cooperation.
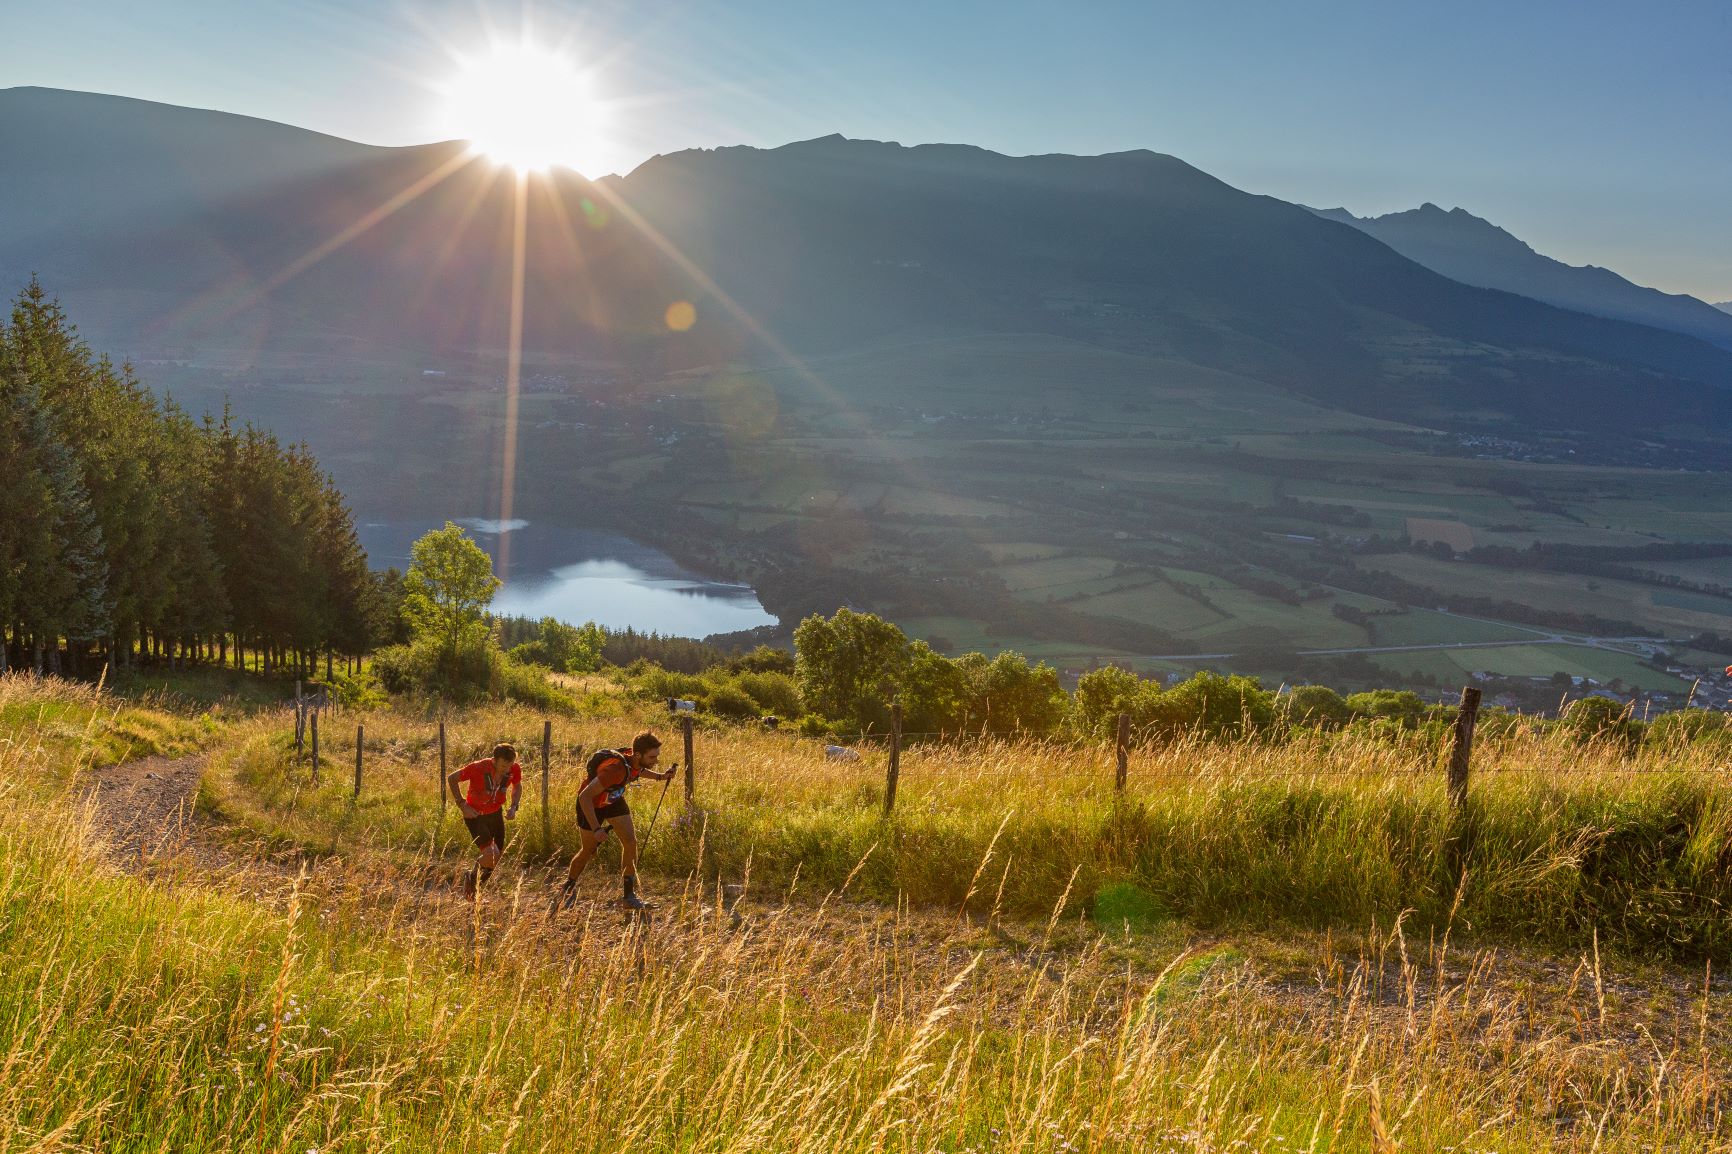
[1310,201,1732,350]
[4,86,1732,449]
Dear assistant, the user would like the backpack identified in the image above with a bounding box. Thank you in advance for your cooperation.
[585,748,635,797]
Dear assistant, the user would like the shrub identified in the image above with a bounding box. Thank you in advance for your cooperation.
[730,645,796,675]
[1346,689,1428,729]
[1562,696,1640,747]
[369,634,503,703]
[732,671,802,718]
[499,658,577,714]
[1648,708,1732,747]
[630,666,709,703]
[1280,684,1352,729]
[326,667,388,710]
[1161,671,1275,738]
[703,682,760,720]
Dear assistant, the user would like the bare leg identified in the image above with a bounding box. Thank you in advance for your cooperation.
[565,826,604,883]
[613,813,639,880]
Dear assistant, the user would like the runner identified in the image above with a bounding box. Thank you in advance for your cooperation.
[559,732,677,911]
[448,742,521,897]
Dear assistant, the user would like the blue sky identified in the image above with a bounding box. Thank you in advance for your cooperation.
[4,0,1730,299]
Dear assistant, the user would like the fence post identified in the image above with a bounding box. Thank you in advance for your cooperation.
[310,710,319,785]
[1447,686,1481,810]
[295,680,304,756]
[438,721,447,816]
[884,701,903,818]
[682,715,695,804]
[541,718,553,851]
[354,724,364,800]
[1115,712,1130,792]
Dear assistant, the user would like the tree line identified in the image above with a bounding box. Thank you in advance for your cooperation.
[0,279,386,676]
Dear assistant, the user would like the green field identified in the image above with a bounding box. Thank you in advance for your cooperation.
[1366,554,1732,636]
[1369,644,1690,693]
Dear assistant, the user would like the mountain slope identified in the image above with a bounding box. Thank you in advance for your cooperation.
[1311,203,1732,351]
[5,87,1732,447]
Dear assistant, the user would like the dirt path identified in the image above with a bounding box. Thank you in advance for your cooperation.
[79,753,213,868]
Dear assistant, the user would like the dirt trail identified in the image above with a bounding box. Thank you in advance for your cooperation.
[79,754,215,869]
[68,753,1728,1070]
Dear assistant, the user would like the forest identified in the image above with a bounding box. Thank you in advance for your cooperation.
[0,280,383,676]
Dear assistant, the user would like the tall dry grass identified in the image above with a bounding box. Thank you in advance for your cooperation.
[1,678,1731,1148]
[204,701,1732,959]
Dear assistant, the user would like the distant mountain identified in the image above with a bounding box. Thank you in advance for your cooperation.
[1717,302,1732,316]
[6,86,1732,445]
[1310,203,1732,351]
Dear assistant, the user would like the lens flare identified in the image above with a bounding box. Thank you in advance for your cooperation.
[665,300,697,331]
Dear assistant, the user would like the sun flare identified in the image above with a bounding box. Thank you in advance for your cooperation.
[439,41,605,173]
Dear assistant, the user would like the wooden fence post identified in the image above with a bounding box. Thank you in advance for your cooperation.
[354,724,364,799]
[310,710,319,785]
[1115,712,1131,792]
[682,715,695,804]
[438,721,447,816]
[884,701,903,818]
[541,718,553,851]
[1448,686,1481,810]
[295,680,304,756]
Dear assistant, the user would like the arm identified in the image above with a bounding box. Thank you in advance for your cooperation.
[447,768,479,819]
[506,777,522,819]
[577,774,605,834]
[644,763,680,782]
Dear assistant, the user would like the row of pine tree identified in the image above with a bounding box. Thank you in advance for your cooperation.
[0,279,388,677]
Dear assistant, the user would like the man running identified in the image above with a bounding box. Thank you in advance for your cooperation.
[448,742,521,897]
[559,731,676,911]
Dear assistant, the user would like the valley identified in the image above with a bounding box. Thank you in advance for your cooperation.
[151,326,1732,705]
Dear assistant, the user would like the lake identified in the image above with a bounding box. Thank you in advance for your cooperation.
[357,519,776,639]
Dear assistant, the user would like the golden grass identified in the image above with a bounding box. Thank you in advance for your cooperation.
[7,677,1732,1148]
[199,700,1732,958]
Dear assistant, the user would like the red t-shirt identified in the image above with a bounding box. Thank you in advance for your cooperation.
[457,759,521,815]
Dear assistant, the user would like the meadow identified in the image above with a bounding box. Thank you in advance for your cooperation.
[7,672,1732,1150]
[204,696,1732,959]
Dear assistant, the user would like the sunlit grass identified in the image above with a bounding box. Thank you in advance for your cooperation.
[202,698,1732,958]
[4,675,1732,1148]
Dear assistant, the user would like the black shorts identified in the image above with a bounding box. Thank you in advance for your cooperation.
[577,799,629,832]
[464,810,507,851]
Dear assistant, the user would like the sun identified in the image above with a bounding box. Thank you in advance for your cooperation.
[439,41,605,173]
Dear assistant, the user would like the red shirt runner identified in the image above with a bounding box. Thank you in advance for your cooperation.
[456,759,521,814]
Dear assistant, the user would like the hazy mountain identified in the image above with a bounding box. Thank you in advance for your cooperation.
[1311,203,1732,351]
[6,86,1732,443]
[1717,302,1732,316]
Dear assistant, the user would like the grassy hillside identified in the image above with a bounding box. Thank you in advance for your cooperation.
[7,673,1732,1150]
[204,697,1732,959]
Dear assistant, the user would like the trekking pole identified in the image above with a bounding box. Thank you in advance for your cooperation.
[637,766,677,856]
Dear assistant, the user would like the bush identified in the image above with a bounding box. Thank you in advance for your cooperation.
[630,666,709,703]
[1281,684,1351,729]
[1346,689,1428,729]
[499,658,577,713]
[703,682,760,720]
[732,671,802,718]
[326,667,388,711]
[1072,665,1161,739]
[730,645,796,675]
[1648,708,1732,747]
[1161,671,1275,739]
[1562,696,1640,747]
[370,634,539,707]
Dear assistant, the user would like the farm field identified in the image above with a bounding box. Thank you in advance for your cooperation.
[1365,644,1691,694]
[1364,554,1732,636]
[152,332,1732,698]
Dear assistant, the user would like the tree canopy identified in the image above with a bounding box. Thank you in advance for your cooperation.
[0,279,377,675]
